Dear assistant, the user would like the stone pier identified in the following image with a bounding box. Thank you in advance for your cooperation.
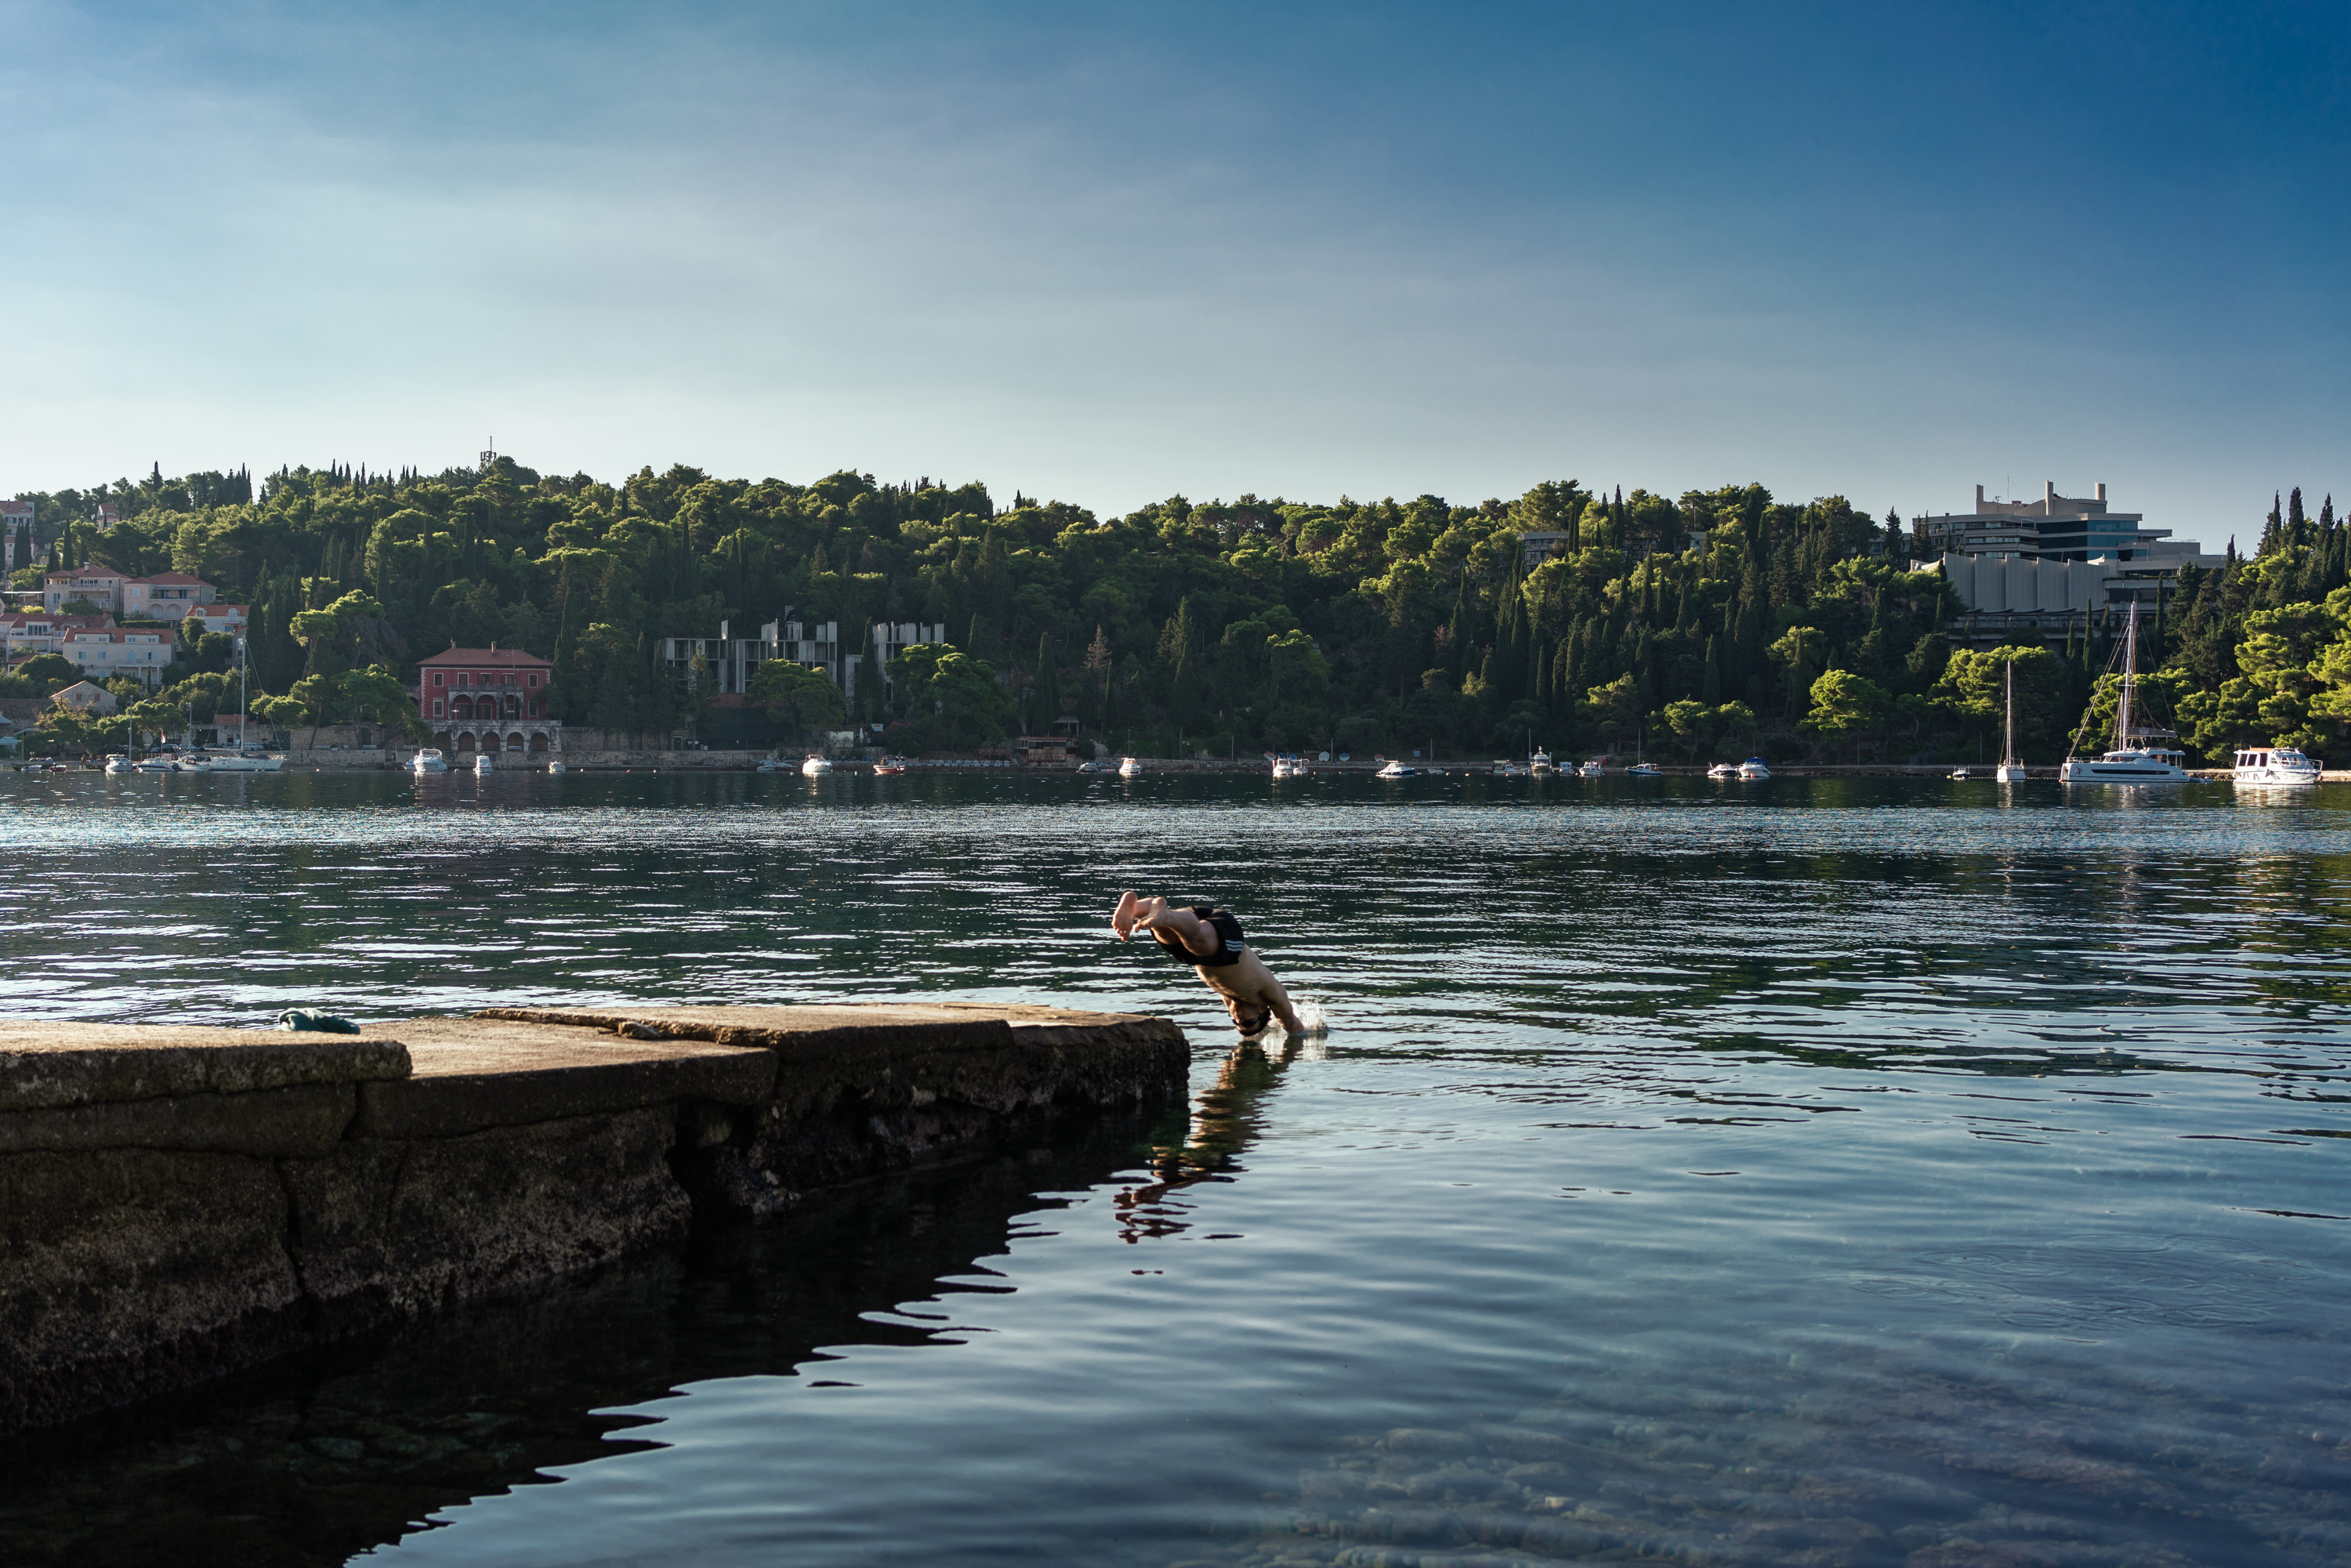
[0,1003,1186,1436]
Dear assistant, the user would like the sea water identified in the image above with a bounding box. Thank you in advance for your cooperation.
[2,770,2347,1567]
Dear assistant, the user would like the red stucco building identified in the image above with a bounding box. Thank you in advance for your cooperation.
[414,646,562,755]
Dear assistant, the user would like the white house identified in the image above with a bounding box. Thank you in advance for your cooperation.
[124,571,219,620]
[61,625,176,689]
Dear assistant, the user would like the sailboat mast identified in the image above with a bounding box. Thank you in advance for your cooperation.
[2116,600,2139,748]
[2003,658,2015,762]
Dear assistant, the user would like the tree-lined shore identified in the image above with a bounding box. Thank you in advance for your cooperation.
[7,460,2347,763]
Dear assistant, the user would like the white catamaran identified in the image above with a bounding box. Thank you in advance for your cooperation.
[2059,600,2186,784]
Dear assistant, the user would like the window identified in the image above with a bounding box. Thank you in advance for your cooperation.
[527,673,538,687]
[433,701,444,716]
[433,673,444,687]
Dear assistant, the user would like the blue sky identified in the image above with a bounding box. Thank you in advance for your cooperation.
[4,2,2345,541]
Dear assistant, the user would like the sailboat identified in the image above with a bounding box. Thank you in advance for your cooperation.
[1994,659,2028,783]
[2059,601,2187,784]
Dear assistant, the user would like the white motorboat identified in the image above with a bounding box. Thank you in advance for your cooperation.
[1270,755,1305,779]
[2233,744,2320,787]
[1737,756,1771,780]
[132,756,181,773]
[1706,762,1737,779]
[2061,602,2187,784]
[1626,762,1662,778]
[411,748,451,775]
[1375,759,1419,779]
[755,756,788,773]
[1950,768,1972,780]
[1578,759,1605,777]
[1118,756,1143,778]
[1491,759,1529,777]
[873,756,909,776]
[103,755,132,774]
[1529,749,1558,777]
[801,755,832,776]
[474,753,497,774]
[545,759,567,775]
[1993,658,2029,783]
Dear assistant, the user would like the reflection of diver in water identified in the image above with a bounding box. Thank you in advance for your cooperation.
[1116,1035,1305,1242]
[1110,891,1310,1037]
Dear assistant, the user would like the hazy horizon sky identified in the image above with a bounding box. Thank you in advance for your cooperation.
[4,1,2345,543]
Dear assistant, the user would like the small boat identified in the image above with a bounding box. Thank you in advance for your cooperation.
[474,753,497,774]
[1626,762,1663,778]
[2061,603,2187,784]
[1270,755,1305,779]
[1737,757,1770,780]
[1375,760,1420,779]
[1491,759,1529,777]
[1118,756,1143,778]
[103,755,132,774]
[411,748,451,775]
[1950,767,1972,780]
[1993,659,2028,783]
[873,756,909,776]
[801,755,832,776]
[204,749,284,773]
[2233,744,2320,787]
[1073,758,1111,774]
[1706,762,1737,779]
[755,757,788,773]
[132,757,181,773]
[1530,749,1558,777]
[1578,759,1605,777]
[545,759,567,775]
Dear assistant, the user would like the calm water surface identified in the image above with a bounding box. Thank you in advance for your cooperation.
[3,771,2349,1568]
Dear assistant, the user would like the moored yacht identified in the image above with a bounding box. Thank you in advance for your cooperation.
[474,752,497,774]
[1993,658,2029,783]
[545,759,567,775]
[1118,756,1144,777]
[873,756,909,776]
[411,748,451,775]
[2060,602,2187,784]
[1375,759,1419,779]
[1625,761,1662,778]
[103,755,132,774]
[1737,756,1770,780]
[2233,744,2320,787]
[801,754,832,777]
[1529,749,1558,777]
[1706,762,1737,779]
[1578,759,1605,777]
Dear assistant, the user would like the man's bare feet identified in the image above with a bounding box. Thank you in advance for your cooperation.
[1110,890,1139,939]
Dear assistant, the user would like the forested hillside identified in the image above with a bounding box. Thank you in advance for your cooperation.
[8,460,2349,764]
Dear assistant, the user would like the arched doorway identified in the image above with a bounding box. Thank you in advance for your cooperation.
[452,695,474,720]
[433,731,452,750]
[529,732,550,752]
[456,731,476,752]
[506,732,526,752]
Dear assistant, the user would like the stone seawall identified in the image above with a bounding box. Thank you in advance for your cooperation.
[0,1003,1186,1436]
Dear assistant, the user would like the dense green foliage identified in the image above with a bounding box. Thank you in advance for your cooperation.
[9,462,2347,762]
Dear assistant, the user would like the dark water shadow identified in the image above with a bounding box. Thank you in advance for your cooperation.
[0,1111,1179,1568]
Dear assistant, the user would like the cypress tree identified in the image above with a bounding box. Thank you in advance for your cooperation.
[1701,635,1722,703]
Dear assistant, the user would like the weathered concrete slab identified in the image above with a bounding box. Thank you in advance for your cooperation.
[0,1001,1186,1438]
[349,1019,777,1140]
[282,1107,691,1334]
[0,1081,356,1157]
[0,1146,302,1434]
[0,1023,409,1114]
